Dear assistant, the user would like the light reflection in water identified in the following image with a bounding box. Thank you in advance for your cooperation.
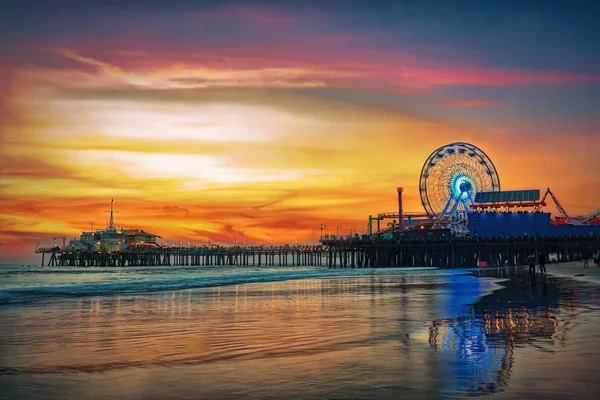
[426,271,582,397]
[0,269,593,400]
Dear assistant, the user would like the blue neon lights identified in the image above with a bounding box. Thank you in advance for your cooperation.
[450,173,475,201]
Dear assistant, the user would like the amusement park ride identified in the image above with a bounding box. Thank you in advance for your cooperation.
[370,142,600,236]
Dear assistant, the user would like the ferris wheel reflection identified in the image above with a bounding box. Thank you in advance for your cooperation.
[426,279,580,397]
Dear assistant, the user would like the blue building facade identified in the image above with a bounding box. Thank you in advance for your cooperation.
[467,212,600,238]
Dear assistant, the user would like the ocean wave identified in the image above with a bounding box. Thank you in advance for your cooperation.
[0,267,445,306]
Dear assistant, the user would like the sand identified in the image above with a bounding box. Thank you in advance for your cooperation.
[544,260,600,284]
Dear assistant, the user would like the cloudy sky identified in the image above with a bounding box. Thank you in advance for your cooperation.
[1,0,599,261]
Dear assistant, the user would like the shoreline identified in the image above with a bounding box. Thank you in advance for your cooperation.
[462,261,600,285]
[531,261,600,284]
[547,260,600,284]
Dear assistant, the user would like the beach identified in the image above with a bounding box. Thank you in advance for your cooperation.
[0,264,599,399]
[547,261,600,284]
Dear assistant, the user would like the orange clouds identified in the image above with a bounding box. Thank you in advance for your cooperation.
[1,32,600,263]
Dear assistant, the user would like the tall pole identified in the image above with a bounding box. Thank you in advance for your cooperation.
[397,187,404,229]
[105,198,118,230]
[320,224,326,240]
[109,198,115,230]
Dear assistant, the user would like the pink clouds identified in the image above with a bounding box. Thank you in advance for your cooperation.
[399,65,600,87]
[8,1,596,93]
[36,43,600,95]
[442,100,498,108]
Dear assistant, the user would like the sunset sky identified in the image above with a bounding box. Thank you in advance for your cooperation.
[1,0,599,262]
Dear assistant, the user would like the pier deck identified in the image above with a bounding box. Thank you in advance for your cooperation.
[36,246,326,267]
[35,235,599,268]
[323,235,599,268]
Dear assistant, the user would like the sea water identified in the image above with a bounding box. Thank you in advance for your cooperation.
[0,264,598,399]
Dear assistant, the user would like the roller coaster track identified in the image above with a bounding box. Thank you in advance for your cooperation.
[540,188,571,222]
[581,208,600,223]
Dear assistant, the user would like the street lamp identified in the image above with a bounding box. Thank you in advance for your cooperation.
[320,224,327,240]
[336,225,342,237]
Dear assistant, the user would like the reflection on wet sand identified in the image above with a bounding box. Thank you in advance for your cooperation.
[426,269,582,397]
[0,268,596,400]
[1,277,420,375]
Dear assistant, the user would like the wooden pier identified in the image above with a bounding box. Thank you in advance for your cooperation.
[323,235,600,268]
[36,235,599,268]
[36,246,326,267]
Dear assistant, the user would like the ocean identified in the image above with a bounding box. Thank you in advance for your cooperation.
[0,264,599,399]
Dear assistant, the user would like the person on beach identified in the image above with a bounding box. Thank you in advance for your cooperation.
[582,252,589,268]
[527,254,536,282]
[538,253,547,276]
[593,250,599,267]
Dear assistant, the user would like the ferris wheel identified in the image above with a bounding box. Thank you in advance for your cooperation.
[419,142,500,233]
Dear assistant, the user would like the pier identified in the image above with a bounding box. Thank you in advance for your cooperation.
[36,245,326,267]
[35,235,599,268]
[322,235,600,268]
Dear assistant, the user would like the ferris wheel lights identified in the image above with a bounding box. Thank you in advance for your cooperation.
[419,142,501,234]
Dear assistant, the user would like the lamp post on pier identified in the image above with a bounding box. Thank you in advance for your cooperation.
[320,224,327,240]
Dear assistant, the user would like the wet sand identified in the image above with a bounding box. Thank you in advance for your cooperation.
[545,261,600,284]
[1,266,599,399]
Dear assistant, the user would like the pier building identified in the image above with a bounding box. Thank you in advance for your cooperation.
[38,199,161,254]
